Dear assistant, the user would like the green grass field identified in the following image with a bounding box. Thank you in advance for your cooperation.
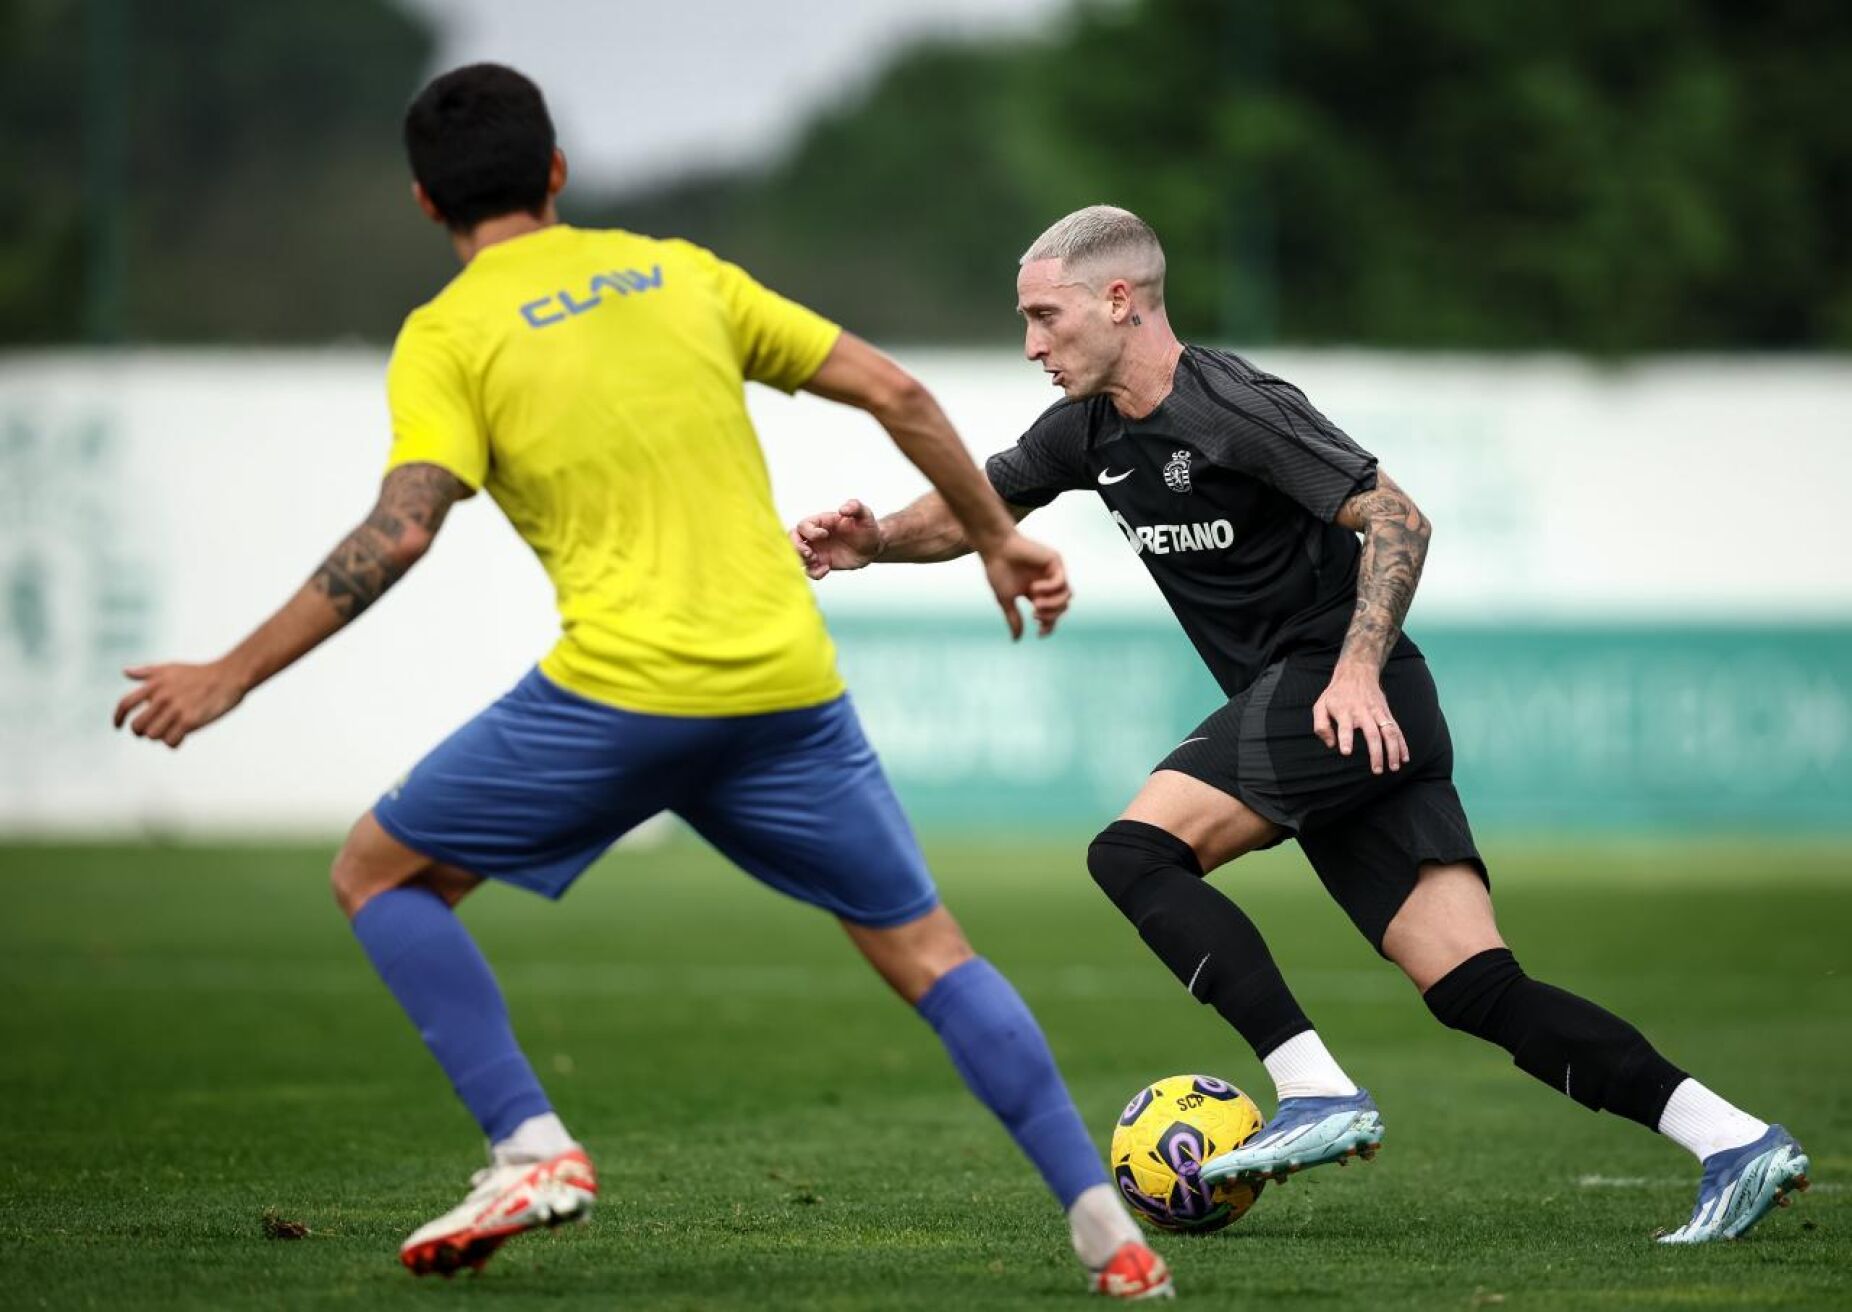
[1,837,1847,1309]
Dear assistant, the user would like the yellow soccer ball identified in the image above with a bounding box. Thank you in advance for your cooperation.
[1109,1074,1266,1233]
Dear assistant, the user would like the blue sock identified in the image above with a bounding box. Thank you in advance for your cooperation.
[916,957,1107,1208]
[350,886,551,1144]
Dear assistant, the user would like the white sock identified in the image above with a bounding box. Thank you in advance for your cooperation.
[1656,1078,1768,1162]
[491,1112,577,1165]
[1262,1030,1359,1101]
[1067,1182,1143,1269]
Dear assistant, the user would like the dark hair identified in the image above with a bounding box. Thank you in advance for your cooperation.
[404,64,556,232]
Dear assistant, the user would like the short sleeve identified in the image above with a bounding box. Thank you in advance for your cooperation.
[384,308,489,490]
[672,240,842,393]
[984,400,1095,509]
[1203,372,1377,522]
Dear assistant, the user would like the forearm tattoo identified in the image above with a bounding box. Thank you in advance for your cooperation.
[877,492,981,564]
[1336,473,1431,671]
[311,464,468,619]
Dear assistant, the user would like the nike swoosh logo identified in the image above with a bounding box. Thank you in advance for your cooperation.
[1178,737,1208,747]
[1097,468,1133,485]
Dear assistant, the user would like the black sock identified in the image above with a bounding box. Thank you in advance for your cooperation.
[1424,948,1687,1128]
[1087,819,1312,1058]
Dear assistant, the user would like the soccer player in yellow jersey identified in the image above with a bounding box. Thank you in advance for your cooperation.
[111,65,1171,1297]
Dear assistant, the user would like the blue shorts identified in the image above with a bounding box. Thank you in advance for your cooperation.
[373,669,939,928]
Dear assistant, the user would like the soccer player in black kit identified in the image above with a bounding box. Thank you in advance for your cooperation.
[792,206,1811,1244]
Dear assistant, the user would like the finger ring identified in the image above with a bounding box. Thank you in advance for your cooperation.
[1378,720,1396,729]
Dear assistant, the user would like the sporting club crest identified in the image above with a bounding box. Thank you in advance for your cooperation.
[1163,449,1193,493]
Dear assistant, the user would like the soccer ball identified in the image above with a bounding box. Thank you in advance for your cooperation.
[1109,1074,1265,1233]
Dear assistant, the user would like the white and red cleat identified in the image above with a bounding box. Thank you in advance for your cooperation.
[1090,1240,1176,1300]
[399,1147,597,1277]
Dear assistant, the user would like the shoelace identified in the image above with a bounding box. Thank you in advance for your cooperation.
[465,1162,526,1201]
[468,1155,559,1196]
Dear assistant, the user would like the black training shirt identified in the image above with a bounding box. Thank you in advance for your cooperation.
[986,345,1414,696]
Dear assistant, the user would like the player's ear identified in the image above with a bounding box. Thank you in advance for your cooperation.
[548,149,568,198]
[1107,278,1136,325]
[411,181,445,225]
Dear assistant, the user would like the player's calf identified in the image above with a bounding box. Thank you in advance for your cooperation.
[849,909,1166,1291]
[1423,948,1815,1241]
[1086,820,1316,1062]
[890,937,1166,1295]
[1422,948,1685,1127]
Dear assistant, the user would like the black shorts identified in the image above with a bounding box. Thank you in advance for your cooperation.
[1154,650,1486,953]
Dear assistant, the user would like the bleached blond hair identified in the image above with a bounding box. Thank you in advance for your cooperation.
[1020,205,1166,306]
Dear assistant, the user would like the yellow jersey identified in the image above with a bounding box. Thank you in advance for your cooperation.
[383,224,846,716]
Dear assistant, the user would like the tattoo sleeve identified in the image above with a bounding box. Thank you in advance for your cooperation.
[1334,471,1431,672]
[310,463,469,619]
[875,491,1034,564]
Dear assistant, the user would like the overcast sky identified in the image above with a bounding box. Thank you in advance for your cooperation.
[397,0,1079,195]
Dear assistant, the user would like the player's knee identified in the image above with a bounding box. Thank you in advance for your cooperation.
[1084,831,1131,902]
[908,910,977,990]
[1087,819,1202,906]
[916,939,977,997]
[329,842,401,920]
[848,905,975,1005]
[329,848,367,918]
[1382,862,1502,989]
[1422,946,1526,1034]
[421,864,482,909]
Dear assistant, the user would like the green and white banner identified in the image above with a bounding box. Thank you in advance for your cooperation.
[830,618,1852,833]
[2,352,1848,835]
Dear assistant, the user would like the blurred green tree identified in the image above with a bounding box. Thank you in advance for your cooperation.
[615,0,1852,352]
[0,0,448,345]
[4,0,1848,350]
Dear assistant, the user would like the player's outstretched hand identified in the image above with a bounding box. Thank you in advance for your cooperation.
[981,532,1070,641]
[1311,662,1408,776]
[790,499,883,580]
[112,660,246,749]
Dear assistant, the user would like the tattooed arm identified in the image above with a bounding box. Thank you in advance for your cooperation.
[305,463,468,621]
[113,463,469,748]
[1310,470,1433,775]
[790,491,1036,573]
[1333,471,1432,671]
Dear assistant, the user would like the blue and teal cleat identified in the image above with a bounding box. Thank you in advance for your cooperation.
[1656,1125,1811,1244]
[1199,1089,1383,1185]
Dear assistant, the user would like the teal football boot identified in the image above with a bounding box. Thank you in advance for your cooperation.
[1657,1126,1810,1244]
[1200,1089,1382,1185]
